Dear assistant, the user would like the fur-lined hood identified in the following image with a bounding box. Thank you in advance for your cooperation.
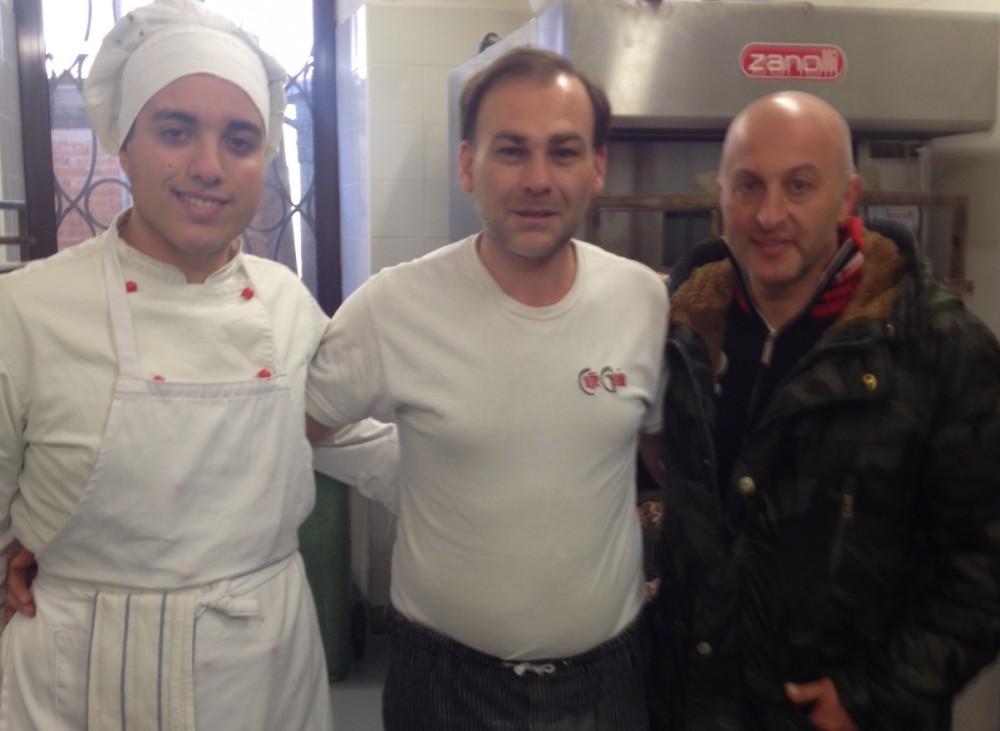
[668,224,910,375]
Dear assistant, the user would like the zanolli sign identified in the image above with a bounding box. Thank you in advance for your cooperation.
[740,43,846,80]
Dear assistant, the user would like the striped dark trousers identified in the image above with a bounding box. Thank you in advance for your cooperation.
[382,606,650,730]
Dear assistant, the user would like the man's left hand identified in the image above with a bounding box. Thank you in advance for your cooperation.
[785,678,858,731]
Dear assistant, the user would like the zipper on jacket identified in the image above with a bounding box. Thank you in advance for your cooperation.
[759,328,777,367]
[735,235,855,372]
[742,322,778,432]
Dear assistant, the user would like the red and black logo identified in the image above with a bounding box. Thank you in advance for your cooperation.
[578,366,627,395]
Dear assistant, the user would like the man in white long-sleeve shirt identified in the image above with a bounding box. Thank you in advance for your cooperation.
[0,1,395,729]
[307,47,668,730]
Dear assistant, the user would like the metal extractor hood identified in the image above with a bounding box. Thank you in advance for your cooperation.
[455,0,999,138]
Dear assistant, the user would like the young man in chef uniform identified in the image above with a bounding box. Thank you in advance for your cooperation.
[0,1,396,728]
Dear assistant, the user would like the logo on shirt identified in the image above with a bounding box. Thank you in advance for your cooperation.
[578,367,628,395]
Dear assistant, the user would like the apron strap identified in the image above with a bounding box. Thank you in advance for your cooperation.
[102,239,144,379]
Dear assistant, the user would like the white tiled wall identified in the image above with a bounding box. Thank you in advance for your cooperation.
[364,2,527,275]
[337,9,372,297]
[337,0,528,296]
[0,0,25,265]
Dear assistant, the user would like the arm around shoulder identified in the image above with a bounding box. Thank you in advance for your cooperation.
[311,419,400,515]
[305,283,386,428]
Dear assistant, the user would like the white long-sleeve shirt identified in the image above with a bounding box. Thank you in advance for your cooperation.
[0,213,396,561]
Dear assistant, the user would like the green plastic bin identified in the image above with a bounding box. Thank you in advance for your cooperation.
[299,471,352,682]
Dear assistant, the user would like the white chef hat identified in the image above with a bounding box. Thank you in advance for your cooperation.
[83,0,287,161]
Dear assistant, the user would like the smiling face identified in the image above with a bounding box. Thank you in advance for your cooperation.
[718,93,861,317]
[118,73,266,282]
[458,74,606,265]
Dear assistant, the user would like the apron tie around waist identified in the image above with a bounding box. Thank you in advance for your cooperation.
[195,592,260,620]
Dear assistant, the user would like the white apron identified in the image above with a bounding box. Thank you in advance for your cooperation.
[0,239,332,731]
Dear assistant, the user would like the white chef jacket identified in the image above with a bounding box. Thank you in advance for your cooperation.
[0,211,396,574]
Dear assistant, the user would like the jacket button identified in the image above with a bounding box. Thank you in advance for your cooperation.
[241,286,255,300]
[696,641,713,657]
[737,475,756,496]
[862,373,878,392]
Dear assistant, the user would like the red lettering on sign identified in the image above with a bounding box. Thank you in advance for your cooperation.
[741,43,846,80]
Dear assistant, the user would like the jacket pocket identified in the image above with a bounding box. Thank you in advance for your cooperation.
[827,476,856,579]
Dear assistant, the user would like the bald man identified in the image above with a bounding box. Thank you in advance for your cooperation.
[648,92,1000,731]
